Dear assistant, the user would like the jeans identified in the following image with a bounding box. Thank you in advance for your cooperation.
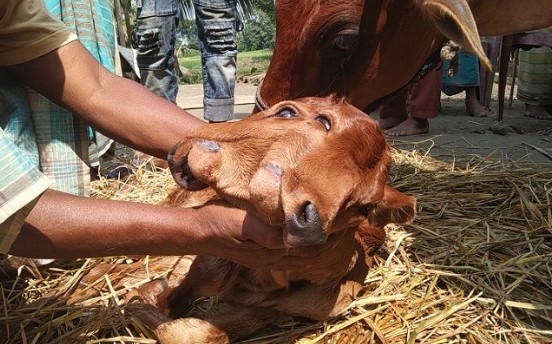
[194,0,239,122]
[135,0,179,103]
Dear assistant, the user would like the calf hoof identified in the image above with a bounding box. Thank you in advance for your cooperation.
[155,317,230,344]
[125,279,168,306]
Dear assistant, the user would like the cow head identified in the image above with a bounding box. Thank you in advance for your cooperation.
[257,0,492,114]
[168,96,415,247]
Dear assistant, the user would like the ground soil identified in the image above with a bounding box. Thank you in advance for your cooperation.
[382,94,552,167]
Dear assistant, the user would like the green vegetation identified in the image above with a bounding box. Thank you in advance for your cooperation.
[177,49,273,85]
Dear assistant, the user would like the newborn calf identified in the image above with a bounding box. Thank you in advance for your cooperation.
[132,96,416,343]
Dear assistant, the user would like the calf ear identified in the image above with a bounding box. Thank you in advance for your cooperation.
[368,186,416,228]
[418,0,492,71]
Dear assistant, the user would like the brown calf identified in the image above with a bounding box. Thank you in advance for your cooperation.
[131,96,416,343]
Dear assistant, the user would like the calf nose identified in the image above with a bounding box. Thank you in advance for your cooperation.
[167,142,208,190]
[285,202,326,246]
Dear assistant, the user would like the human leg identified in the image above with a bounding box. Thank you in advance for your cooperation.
[464,86,493,117]
[135,1,179,103]
[517,45,552,120]
[194,0,239,122]
[442,49,492,117]
[377,89,408,129]
[384,63,442,136]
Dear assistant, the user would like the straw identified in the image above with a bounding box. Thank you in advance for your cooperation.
[1,147,551,343]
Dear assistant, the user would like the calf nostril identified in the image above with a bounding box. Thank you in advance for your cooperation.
[297,202,316,227]
[167,144,208,191]
[167,142,179,168]
[287,201,326,246]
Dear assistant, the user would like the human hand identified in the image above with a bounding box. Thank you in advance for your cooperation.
[192,200,332,270]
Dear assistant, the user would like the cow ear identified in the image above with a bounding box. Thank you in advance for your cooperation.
[419,0,492,71]
[368,186,416,228]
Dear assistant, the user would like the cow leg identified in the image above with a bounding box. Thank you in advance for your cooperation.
[157,256,239,317]
[154,303,284,344]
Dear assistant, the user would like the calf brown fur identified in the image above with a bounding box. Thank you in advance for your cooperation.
[130,96,416,343]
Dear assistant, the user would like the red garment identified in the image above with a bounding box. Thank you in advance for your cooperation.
[379,62,442,119]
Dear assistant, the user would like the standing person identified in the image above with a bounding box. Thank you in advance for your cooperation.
[378,49,491,136]
[377,61,443,136]
[194,0,239,123]
[516,28,552,120]
[135,0,239,123]
[441,49,493,118]
[135,0,180,103]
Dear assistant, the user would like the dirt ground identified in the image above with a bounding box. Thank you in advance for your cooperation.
[382,94,552,167]
[175,82,552,168]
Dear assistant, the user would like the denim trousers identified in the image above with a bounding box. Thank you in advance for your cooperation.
[135,0,179,103]
[194,0,239,122]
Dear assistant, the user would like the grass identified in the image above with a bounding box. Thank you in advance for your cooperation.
[178,49,273,84]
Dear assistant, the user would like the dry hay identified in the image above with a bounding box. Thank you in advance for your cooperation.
[1,148,551,344]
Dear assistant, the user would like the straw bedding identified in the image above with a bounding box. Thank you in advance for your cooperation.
[1,148,551,344]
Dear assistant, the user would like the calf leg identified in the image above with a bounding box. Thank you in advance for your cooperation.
[154,303,284,344]
[157,256,240,317]
[271,254,371,320]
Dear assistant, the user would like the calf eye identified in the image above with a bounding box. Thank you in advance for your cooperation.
[276,108,297,118]
[359,204,375,217]
[316,115,331,131]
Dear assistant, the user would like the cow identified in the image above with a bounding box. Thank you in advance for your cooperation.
[127,96,416,343]
[255,0,552,114]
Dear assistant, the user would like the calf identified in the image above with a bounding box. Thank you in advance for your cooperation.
[131,96,416,343]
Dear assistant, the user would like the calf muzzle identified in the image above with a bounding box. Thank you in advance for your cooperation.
[167,142,209,191]
[285,201,326,247]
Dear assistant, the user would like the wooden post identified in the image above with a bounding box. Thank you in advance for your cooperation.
[113,0,128,47]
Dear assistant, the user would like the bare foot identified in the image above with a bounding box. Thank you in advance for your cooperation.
[465,88,493,117]
[377,116,407,130]
[383,117,429,136]
[524,104,552,120]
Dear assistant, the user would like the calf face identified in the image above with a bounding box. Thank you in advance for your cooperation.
[131,96,416,343]
[168,96,394,247]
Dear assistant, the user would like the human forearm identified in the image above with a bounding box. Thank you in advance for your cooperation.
[83,66,204,158]
[9,189,294,267]
[7,41,205,159]
[9,189,207,258]
[8,189,329,269]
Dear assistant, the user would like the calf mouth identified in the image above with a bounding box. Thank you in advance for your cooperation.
[167,142,208,191]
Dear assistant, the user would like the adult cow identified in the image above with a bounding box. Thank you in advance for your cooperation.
[255,0,552,113]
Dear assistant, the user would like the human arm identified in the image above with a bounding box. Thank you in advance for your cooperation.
[5,40,202,159]
[8,189,316,269]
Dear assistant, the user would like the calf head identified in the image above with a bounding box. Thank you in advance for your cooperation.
[168,96,414,247]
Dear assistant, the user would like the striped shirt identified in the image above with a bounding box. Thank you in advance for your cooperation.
[0,0,116,253]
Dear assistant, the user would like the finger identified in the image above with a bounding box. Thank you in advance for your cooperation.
[242,214,286,249]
